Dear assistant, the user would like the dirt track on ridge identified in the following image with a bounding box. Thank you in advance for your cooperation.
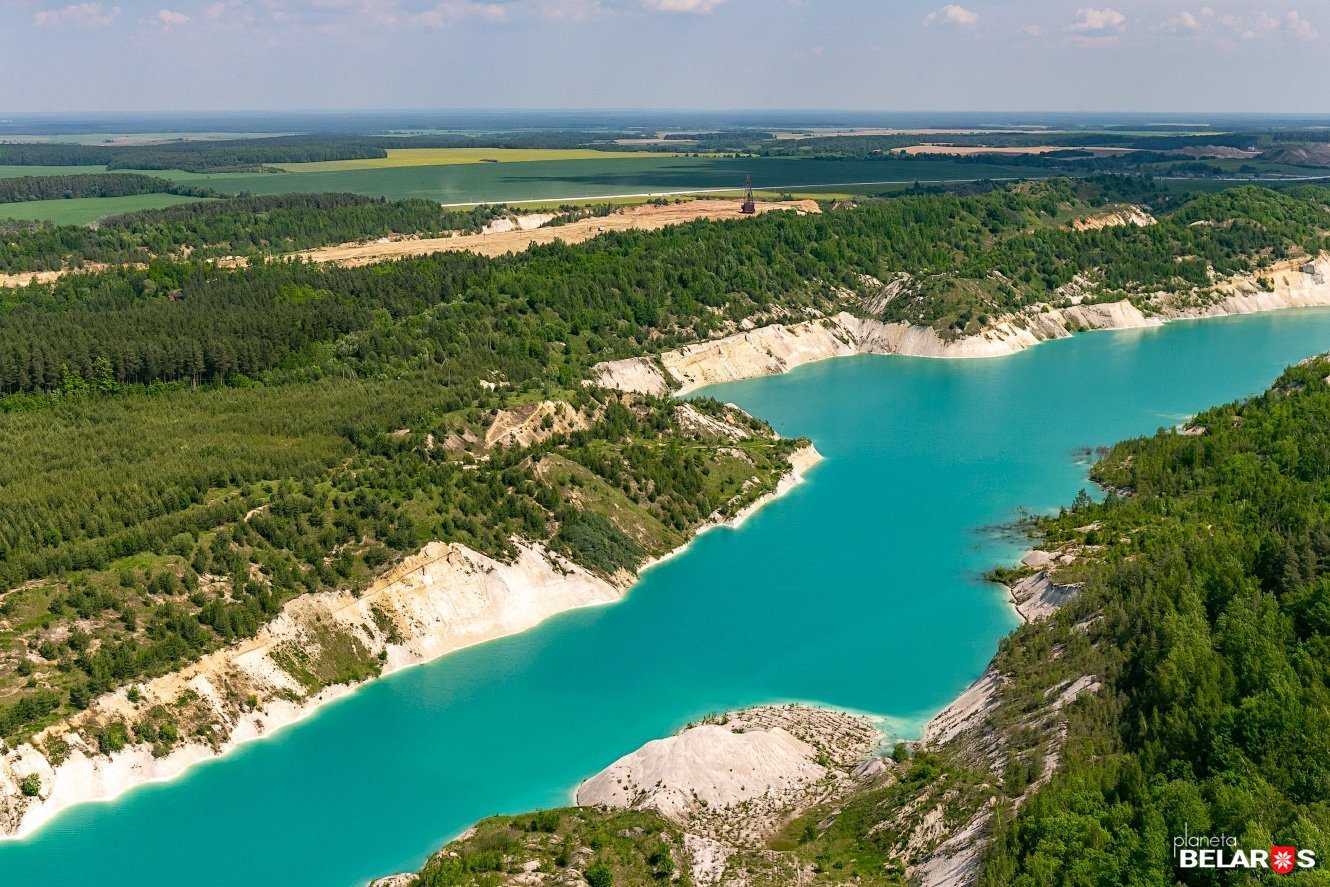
[290,199,821,266]
[0,199,820,287]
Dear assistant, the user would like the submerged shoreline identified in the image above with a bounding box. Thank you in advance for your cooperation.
[0,446,822,842]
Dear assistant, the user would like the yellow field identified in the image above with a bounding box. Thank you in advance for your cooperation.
[272,148,682,173]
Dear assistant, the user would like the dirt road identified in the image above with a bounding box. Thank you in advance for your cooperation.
[290,199,820,266]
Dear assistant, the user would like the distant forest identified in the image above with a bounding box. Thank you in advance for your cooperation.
[2,125,1330,175]
[0,173,213,204]
[0,132,639,173]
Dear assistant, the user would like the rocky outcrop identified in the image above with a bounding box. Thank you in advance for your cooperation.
[673,403,754,441]
[585,356,670,396]
[1071,206,1157,231]
[483,400,587,449]
[482,213,556,235]
[1185,253,1330,316]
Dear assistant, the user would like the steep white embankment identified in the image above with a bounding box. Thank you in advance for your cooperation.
[660,319,859,396]
[481,213,557,235]
[0,542,622,839]
[0,444,820,841]
[591,255,1330,396]
[909,558,1094,887]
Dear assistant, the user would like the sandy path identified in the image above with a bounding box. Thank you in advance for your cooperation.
[290,199,820,266]
[0,270,65,288]
[0,262,132,288]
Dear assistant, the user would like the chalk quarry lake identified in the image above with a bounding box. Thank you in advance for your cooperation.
[7,308,1330,885]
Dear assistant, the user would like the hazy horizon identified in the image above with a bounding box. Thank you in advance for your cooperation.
[3,0,1329,114]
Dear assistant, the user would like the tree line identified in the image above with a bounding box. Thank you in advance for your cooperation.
[0,192,510,273]
[0,173,214,204]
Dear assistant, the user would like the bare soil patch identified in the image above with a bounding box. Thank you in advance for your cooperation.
[291,199,821,267]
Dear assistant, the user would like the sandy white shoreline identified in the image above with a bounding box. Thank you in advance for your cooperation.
[0,445,821,842]
[639,443,823,576]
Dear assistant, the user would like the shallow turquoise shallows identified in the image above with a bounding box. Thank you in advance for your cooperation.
[8,310,1330,886]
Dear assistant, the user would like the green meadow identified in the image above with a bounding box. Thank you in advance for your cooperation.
[4,153,1316,220]
[0,193,209,225]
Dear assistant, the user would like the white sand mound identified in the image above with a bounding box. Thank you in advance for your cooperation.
[577,723,826,821]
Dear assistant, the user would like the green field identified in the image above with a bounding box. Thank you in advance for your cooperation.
[4,153,1317,218]
[0,193,209,225]
[153,155,1054,204]
[270,147,683,172]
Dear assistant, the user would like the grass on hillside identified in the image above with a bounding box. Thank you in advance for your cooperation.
[413,807,686,887]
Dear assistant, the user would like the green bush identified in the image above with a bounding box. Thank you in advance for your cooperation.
[19,773,41,797]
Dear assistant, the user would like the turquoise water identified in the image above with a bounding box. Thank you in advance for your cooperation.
[7,310,1330,886]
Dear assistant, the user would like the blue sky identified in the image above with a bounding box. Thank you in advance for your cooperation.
[1,0,1328,112]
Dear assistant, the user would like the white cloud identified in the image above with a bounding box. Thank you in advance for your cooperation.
[1068,7,1125,32]
[1284,10,1319,41]
[1160,9,1205,31]
[409,1,508,29]
[922,4,978,27]
[640,0,726,13]
[1216,8,1318,41]
[156,8,189,24]
[1024,23,1045,36]
[33,2,121,27]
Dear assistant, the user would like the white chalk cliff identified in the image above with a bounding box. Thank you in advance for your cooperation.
[592,254,1330,396]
